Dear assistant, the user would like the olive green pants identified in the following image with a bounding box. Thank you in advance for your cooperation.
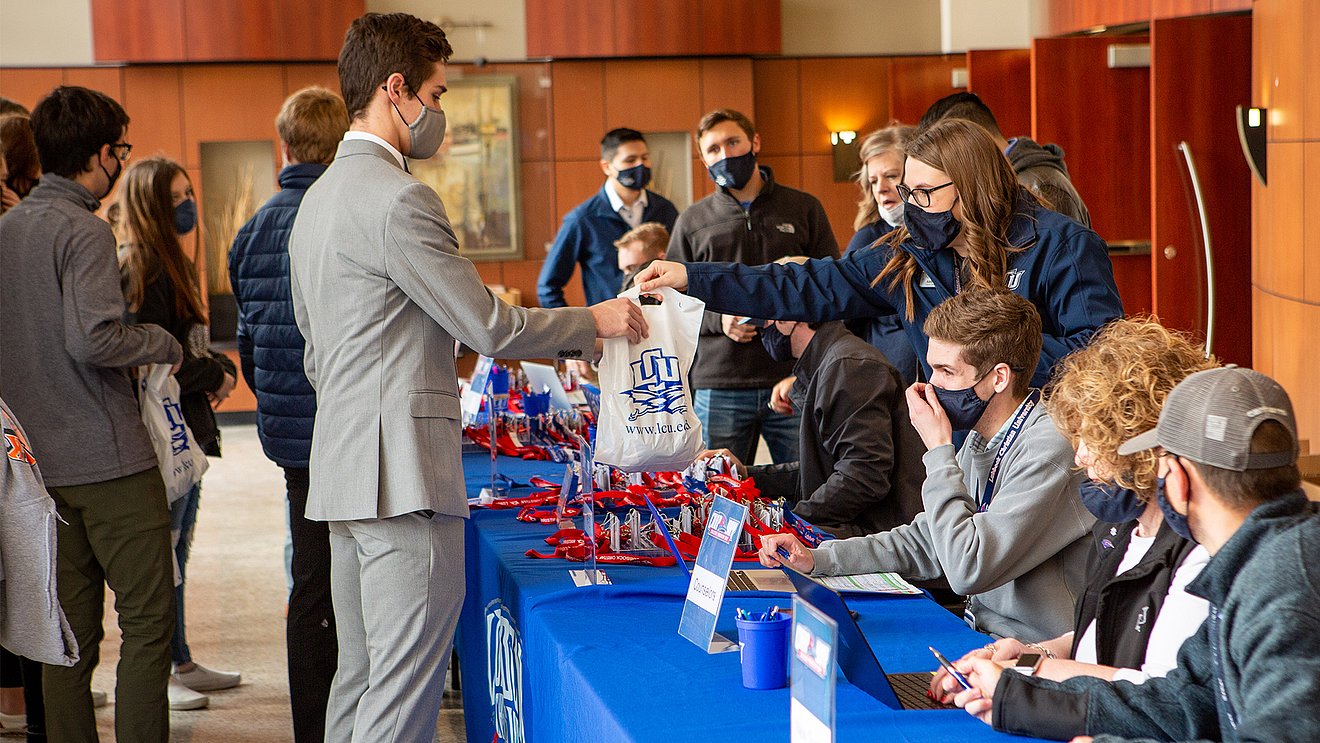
[44,467,175,743]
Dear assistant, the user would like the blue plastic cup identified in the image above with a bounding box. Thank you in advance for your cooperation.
[736,613,791,689]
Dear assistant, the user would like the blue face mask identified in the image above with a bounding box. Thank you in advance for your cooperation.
[759,322,795,363]
[708,151,757,190]
[1156,475,1194,541]
[903,198,962,252]
[174,199,198,235]
[931,372,993,432]
[1078,480,1147,524]
[615,163,651,191]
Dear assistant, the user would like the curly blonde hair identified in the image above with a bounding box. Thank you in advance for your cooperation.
[1045,317,1217,500]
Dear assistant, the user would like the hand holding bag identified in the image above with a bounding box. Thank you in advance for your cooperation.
[596,286,705,473]
[138,363,209,504]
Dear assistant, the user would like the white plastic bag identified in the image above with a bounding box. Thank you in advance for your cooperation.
[138,364,208,505]
[596,286,705,473]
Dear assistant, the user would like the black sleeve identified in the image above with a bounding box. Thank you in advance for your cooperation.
[746,462,801,502]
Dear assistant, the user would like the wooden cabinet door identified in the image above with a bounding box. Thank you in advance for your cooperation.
[1150,14,1253,364]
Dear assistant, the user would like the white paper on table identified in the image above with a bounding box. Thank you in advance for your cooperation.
[814,572,923,595]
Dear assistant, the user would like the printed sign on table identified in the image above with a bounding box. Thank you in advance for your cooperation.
[678,494,747,653]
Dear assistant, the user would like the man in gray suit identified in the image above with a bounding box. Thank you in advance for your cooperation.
[289,13,645,743]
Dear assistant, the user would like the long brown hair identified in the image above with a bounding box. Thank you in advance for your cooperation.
[852,123,913,231]
[874,118,1028,320]
[117,156,207,322]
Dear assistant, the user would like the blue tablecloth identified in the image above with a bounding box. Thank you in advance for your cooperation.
[457,455,1031,742]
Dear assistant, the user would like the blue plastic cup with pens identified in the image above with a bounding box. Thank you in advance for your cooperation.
[735,606,791,690]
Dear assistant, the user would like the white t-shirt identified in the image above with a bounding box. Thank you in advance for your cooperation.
[1075,529,1155,664]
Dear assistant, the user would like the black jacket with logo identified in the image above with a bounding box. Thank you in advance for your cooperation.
[666,167,838,389]
[746,322,925,538]
[1070,519,1200,669]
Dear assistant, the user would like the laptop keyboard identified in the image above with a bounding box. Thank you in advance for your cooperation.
[887,672,952,710]
[726,570,757,592]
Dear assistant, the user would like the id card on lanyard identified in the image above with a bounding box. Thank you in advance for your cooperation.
[977,389,1041,513]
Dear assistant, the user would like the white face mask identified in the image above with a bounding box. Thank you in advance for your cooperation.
[878,200,905,228]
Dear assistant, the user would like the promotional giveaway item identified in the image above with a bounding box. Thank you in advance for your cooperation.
[678,494,748,653]
[137,363,208,504]
[596,286,705,472]
[791,597,838,743]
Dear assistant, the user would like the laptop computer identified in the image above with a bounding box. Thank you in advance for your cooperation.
[785,569,951,711]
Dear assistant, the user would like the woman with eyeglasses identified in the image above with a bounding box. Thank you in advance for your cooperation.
[116,156,242,711]
[635,118,1123,391]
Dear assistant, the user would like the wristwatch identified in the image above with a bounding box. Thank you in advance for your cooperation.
[1010,652,1044,676]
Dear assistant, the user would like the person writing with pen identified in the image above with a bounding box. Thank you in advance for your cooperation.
[757,289,1094,644]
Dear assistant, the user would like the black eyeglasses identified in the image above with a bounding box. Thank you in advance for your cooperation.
[897,181,954,208]
[109,143,133,162]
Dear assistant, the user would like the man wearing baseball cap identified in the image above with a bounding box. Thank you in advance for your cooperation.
[948,365,1320,742]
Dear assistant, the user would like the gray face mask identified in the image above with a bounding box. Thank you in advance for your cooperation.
[388,87,447,160]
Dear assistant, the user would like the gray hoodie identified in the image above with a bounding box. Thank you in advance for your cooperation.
[811,399,1094,642]
[1007,137,1092,228]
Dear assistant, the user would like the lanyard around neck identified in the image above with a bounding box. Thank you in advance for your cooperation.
[978,388,1041,512]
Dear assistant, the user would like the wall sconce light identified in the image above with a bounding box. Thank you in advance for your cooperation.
[831,130,858,182]
[1236,105,1267,186]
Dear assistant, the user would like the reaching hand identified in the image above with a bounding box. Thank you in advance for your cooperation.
[769,376,796,415]
[696,448,747,478]
[906,382,954,450]
[634,260,689,293]
[952,657,1004,726]
[757,533,815,573]
[590,297,648,344]
[721,314,758,343]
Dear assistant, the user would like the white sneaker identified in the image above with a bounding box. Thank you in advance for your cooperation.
[92,689,108,708]
[167,677,209,711]
[173,662,242,692]
[0,711,26,733]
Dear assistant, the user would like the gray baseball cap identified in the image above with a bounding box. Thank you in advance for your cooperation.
[1117,365,1299,471]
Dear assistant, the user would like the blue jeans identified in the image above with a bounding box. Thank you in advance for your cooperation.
[169,483,201,666]
[694,388,800,465]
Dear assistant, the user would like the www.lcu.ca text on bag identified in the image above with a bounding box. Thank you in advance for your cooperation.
[595,286,705,473]
[138,363,208,504]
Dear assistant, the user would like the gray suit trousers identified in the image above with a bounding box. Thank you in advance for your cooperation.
[324,512,464,743]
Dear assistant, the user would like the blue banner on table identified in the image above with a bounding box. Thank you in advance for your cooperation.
[678,494,747,653]
[792,596,838,743]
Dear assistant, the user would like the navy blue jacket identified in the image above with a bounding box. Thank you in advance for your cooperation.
[228,163,325,468]
[537,185,678,307]
[685,198,1123,388]
[844,222,920,386]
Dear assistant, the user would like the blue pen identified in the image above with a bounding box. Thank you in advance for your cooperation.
[775,546,793,561]
[929,647,973,691]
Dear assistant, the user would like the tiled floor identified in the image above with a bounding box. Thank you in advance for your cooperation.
[85,423,467,742]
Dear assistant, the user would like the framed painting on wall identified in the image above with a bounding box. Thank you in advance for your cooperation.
[410,74,521,261]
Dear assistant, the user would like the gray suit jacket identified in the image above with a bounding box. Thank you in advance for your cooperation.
[289,138,596,521]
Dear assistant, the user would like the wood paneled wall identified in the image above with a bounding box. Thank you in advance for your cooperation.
[90,0,362,63]
[1041,0,1251,35]
[526,0,779,58]
[1252,0,1320,447]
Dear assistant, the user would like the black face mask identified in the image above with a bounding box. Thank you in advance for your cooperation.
[1156,475,1194,541]
[99,151,123,200]
[903,197,962,251]
[708,151,757,191]
[1078,480,1147,523]
[759,322,795,362]
[615,163,651,191]
[931,372,993,431]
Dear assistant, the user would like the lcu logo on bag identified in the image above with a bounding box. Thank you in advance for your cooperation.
[162,397,191,455]
[622,348,686,421]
